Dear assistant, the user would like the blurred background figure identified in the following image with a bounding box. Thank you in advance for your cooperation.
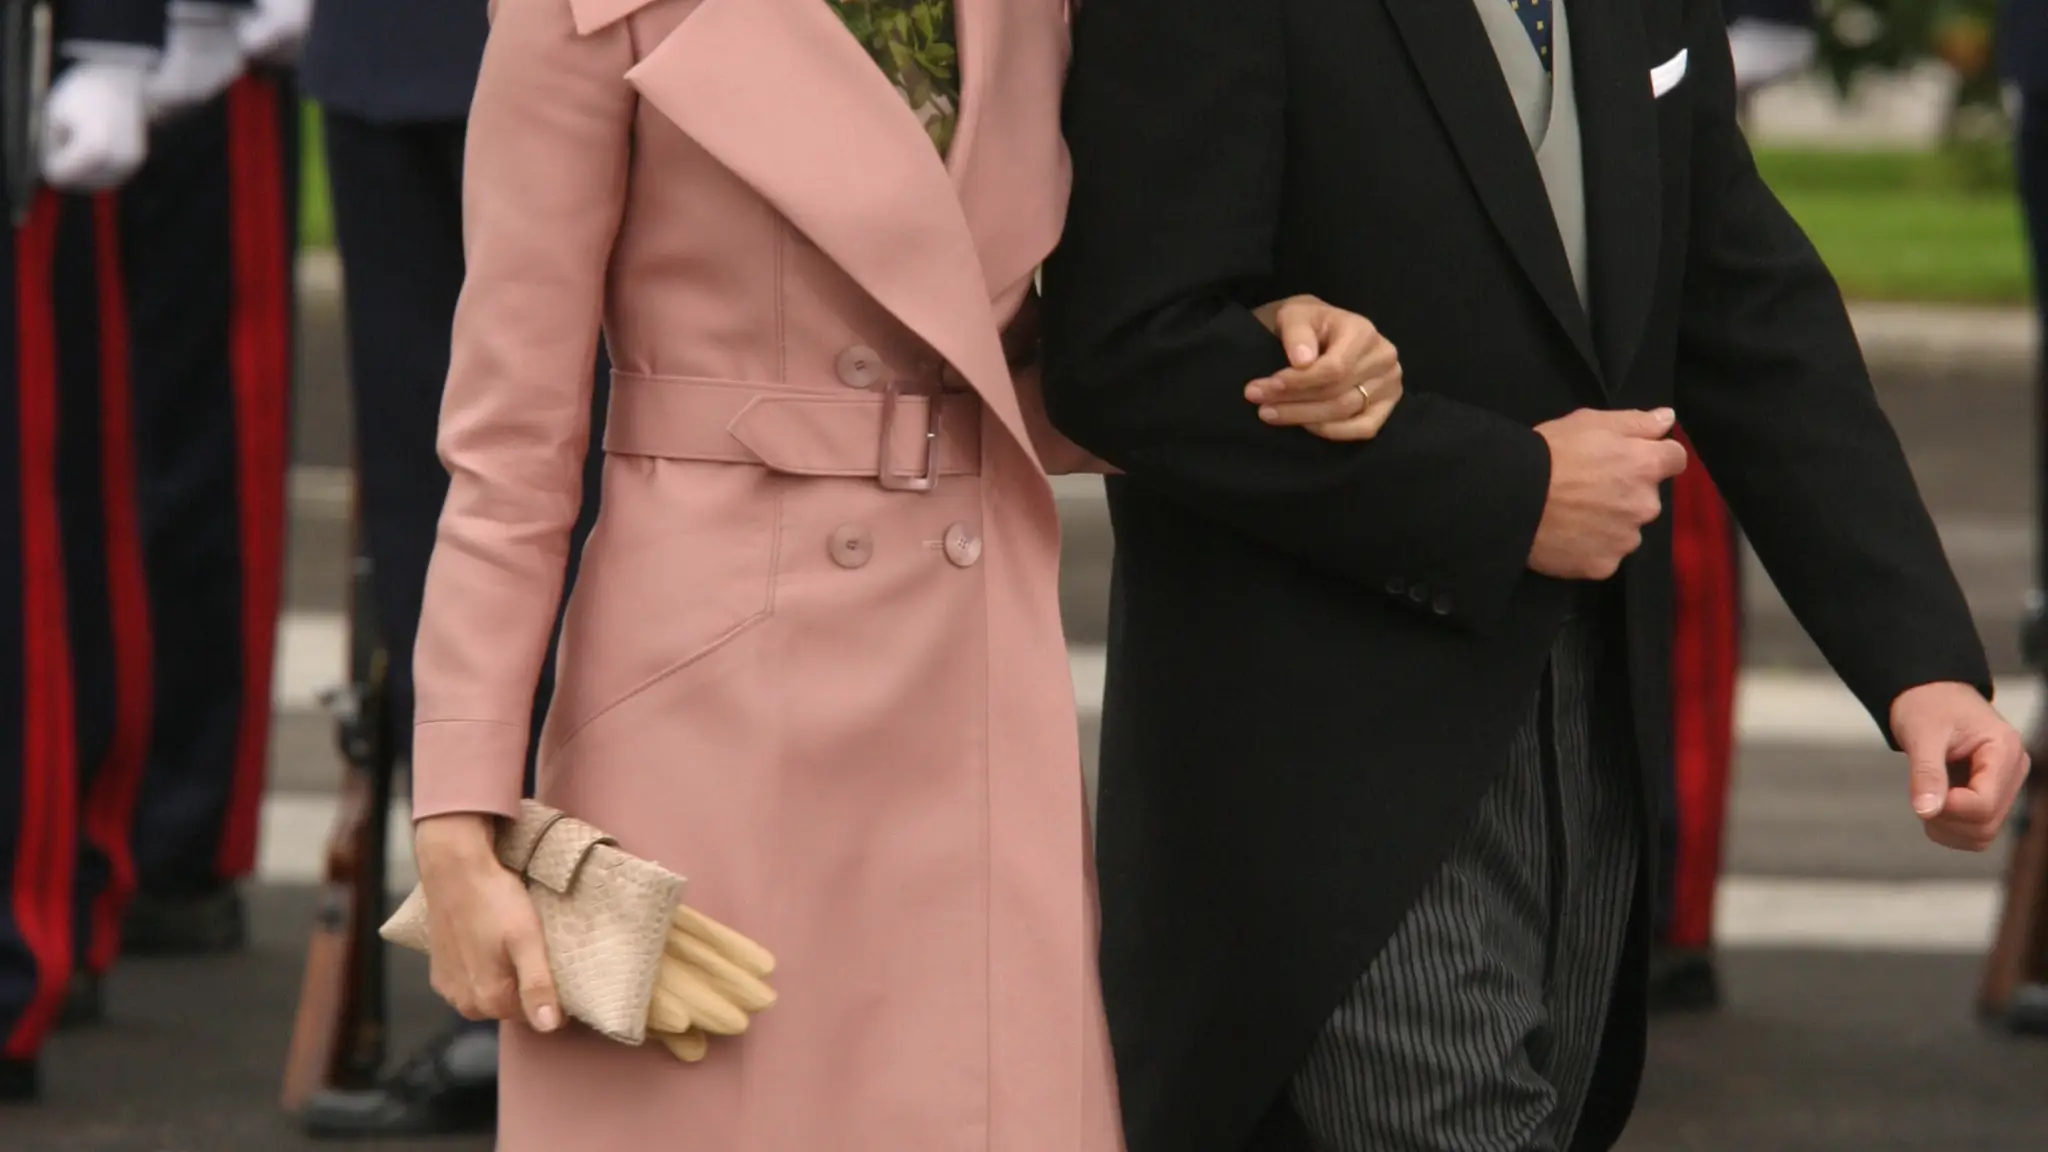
[1985,0,2048,1037]
[290,0,605,1136]
[114,0,303,966]
[4,0,166,1104]
[1729,0,1821,96]
[1644,0,1821,1016]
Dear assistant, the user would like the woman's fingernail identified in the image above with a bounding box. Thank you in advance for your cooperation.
[1259,406,1279,422]
[1291,344,1317,366]
[535,1005,561,1032]
[1653,407,1676,423]
[1245,385,1266,402]
[1913,793,1944,817]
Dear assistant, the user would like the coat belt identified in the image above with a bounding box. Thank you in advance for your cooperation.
[603,371,983,481]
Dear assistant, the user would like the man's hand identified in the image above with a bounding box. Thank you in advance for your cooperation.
[41,60,151,192]
[1527,408,1688,580]
[1891,682,2031,852]
[145,2,247,122]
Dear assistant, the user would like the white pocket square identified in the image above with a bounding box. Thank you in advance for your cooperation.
[1650,49,1689,98]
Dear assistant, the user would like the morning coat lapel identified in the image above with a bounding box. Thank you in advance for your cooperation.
[1379,0,1602,384]
[594,0,1040,467]
[1568,0,1663,386]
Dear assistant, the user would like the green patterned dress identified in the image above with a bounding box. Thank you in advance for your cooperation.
[826,0,961,157]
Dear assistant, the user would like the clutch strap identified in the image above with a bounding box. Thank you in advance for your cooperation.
[497,800,618,895]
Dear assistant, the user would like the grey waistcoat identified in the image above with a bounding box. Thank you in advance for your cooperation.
[1468,0,1589,312]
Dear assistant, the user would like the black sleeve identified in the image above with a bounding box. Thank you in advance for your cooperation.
[59,0,170,50]
[1040,0,1554,635]
[1673,0,1992,730]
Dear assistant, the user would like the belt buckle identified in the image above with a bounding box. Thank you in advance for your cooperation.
[876,376,943,492]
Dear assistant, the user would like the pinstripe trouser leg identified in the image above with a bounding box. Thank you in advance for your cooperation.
[1287,613,1642,1152]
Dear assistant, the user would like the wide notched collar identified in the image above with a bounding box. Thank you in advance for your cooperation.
[1379,0,1663,392]
[564,0,1070,470]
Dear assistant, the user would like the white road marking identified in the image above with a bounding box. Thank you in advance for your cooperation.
[252,789,2000,954]
[280,612,2040,744]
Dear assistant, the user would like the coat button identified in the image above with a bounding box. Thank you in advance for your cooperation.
[829,524,872,569]
[1432,593,1455,616]
[1385,577,1407,596]
[1408,584,1429,604]
[836,345,888,390]
[943,522,982,568]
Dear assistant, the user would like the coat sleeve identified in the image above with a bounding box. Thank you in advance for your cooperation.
[1040,0,1555,635]
[58,0,169,51]
[408,0,634,820]
[1671,0,1991,733]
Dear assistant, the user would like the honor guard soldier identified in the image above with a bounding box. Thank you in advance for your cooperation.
[1644,0,1816,1013]
[293,0,606,1135]
[2,0,164,1104]
[113,0,303,962]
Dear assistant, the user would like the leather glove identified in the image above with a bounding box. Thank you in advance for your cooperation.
[40,56,151,191]
[145,2,246,122]
[644,904,778,1062]
[237,0,312,66]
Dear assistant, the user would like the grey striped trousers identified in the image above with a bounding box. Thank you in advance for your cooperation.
[1288,611,1642,1152]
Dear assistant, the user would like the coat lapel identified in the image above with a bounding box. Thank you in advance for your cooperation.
[948,0,1072,306]
[616,0,1041,467]
[1568,0,1662,386]
[1380,0,1601,382]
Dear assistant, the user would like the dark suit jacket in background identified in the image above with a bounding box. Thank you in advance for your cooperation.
[2001,0,2048,88]
[301,0,485,122]
[60,0,168,49]
[1041,0,1991,1149]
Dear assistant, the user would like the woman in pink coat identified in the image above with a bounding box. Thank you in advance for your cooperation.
[402,0,1403,1146]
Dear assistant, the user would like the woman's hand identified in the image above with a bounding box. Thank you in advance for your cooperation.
[414,813,563,1034]
[1248,295,1404,441]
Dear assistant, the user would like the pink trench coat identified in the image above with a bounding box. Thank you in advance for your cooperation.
[405,0,1124,1147]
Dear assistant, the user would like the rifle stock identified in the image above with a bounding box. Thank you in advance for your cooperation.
[281,498,396,1111]
[1978,723,2048,1021]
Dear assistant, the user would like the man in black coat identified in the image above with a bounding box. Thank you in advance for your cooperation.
[1042,0,2029,1148]
[294,0,606,1137]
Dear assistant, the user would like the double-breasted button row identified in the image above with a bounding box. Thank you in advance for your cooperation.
[1386,576,1454,617]
[836,345,888,390]
[826,522,982,569]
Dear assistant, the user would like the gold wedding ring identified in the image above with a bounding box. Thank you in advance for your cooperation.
[1356,383,1373,408]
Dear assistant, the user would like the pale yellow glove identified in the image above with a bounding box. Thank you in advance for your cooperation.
[645,903,779,1063]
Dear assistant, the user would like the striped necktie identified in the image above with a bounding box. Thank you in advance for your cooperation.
[1511,0,1553,72]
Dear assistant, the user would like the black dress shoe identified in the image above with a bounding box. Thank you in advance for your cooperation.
[2002,984,2048,1037]
[55,971,104,1030]
[121,884,246,956]
[300,1026,498,1139]
[1646,946,1722,1014]
[0,1056,37,1104]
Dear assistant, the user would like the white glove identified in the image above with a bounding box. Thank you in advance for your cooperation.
[237,0,312,66]
[41,57,152,191]
[145,2,247,122]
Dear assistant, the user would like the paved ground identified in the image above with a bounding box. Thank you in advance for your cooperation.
[15,264,2048,1148]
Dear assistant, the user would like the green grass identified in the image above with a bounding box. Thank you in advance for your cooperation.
[289,111,2022,305]
[1753,146,2029,305]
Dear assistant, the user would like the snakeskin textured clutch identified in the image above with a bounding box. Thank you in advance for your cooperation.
[381,800,687,1046]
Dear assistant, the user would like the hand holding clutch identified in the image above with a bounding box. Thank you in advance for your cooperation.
[382,801,776,1062]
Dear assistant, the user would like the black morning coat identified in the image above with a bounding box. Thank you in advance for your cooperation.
[1039,0,1993,1148]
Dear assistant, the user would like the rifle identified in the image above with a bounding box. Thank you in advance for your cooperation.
[0,0,51,226]
[1979,761,2048,1028]
[280,491,397,1110]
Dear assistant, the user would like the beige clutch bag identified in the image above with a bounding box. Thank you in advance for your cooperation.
[381,800,687,1046]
